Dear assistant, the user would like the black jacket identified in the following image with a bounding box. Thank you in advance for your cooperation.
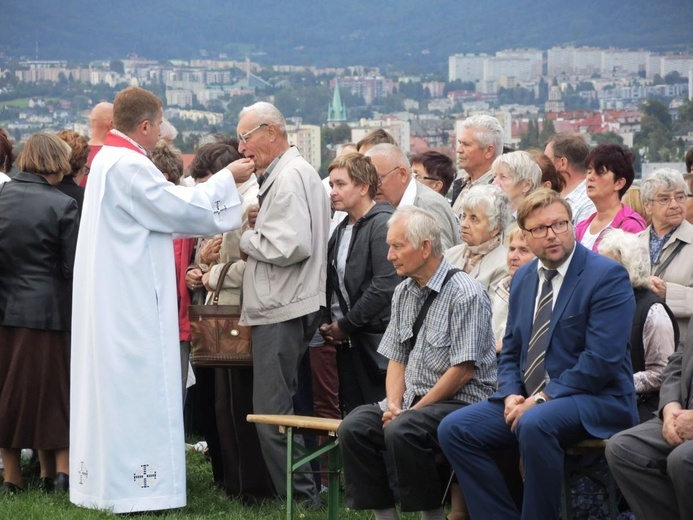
[0,172,80,330]
[325,201,400,334]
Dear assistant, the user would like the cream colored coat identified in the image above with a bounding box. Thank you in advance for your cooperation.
[639,220,693,333]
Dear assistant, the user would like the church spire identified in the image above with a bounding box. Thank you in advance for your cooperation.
[327,80,347,127]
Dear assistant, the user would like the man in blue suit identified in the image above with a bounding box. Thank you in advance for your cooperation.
[438,188,638,520]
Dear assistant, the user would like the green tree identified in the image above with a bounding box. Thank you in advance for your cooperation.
[591,132,624,146]
[677,99,693,128]
[519,119,541,150]
[640,99,672,129]
[539,118,556,144]
[109,60,125,74]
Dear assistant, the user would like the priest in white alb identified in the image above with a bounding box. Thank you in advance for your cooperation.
[69,86,253,513]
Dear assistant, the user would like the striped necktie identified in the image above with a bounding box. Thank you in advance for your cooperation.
[524,268,558,396]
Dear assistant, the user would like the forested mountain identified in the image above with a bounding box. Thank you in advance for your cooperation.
[2,0,692,70]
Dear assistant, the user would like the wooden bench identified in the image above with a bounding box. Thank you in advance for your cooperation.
[247,414,343,520]
[561,439,618,520]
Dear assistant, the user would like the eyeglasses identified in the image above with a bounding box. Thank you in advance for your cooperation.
[650,192,687,206]
[377,166,399,186]
[237,123,268,144]
[412,172,439,183]
[525,220,570,239]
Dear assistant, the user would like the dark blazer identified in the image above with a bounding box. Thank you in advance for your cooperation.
[0,172,79,330]
[495,241,639,438]
[325,201,399,334]
[658,316,693,415]
[56,175,85,216]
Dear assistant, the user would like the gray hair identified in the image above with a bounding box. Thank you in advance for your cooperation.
[641,168,689,202]
[460,184,513,233]
[365,143,411,170]
[239,101,287,135]
[460,115,504,159]
[388,205,443,257]
[492,150,542,191]
[598,228,651,289]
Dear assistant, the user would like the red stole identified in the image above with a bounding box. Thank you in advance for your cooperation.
[104,131,147,156]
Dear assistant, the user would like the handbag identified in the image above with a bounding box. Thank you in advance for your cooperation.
[188,262,252,367]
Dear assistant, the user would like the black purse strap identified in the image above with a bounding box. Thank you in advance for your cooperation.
[654,240,685,277]
[211,261,235,305]
[410,268,461,349]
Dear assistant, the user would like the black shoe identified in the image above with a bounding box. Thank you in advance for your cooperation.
[39,477,54,492]
[1,482,25,495]
[54,472,69,493]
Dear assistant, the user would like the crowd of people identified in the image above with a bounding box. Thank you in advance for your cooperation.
[1,85,693,520]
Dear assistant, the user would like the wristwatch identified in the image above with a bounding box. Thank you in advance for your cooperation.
[533,394,546,405]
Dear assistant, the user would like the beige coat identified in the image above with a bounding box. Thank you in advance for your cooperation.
[239,147,330,325]
[205,176,259,306]
[639,220,693,333]
[444,242,509,302]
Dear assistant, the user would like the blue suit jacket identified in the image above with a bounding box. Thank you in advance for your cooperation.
[494,242,638,438]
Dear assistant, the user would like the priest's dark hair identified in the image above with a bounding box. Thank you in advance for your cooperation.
[113,86,162,134]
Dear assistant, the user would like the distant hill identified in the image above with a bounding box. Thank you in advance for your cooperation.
[2,0,692,71]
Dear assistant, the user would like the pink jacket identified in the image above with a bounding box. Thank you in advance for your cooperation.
[575,203,647,251]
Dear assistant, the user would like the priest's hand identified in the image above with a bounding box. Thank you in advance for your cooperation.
[672,409,693,441]
[227,158,256,183]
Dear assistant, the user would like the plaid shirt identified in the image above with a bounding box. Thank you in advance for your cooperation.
[378,259,497,410]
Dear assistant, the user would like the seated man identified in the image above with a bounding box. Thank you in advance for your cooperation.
[438,188,638,520]
[606,316,693,519]
[338,205,497,520]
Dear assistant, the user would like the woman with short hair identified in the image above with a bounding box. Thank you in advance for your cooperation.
[320,152,400,412]
[445,184,512,300]
[0,132,80,494]
[638,168,693,333]
[492,150,542,215]
[56,130,89,214]
[575,143,646,251]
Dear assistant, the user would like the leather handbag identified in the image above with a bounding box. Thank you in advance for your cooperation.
[188,262,252,367]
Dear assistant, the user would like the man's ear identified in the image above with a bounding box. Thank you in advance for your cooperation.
[421,239,432,259]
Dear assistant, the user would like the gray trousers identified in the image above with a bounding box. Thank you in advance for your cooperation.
[606,417,693,520]
[338,400,465,512]
[251,311,321,502]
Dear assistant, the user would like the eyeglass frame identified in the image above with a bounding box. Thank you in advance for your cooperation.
[237,123,268,144]
[524,219,571,239]
[412,171,440,183]
[377,166,400,186]
[647,191,688,206]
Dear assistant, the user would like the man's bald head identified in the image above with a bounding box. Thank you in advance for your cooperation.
[89,102,114,145]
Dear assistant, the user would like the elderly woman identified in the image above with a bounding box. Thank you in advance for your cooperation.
[492,150,542,216]
[491,223,537,354]
[575,144,646,251]
[445,184,512,300]
[56,130,89,214]
[599,229,678,422]
[639,168,693,333]
[320,152,400,412]
[0,133,79,494]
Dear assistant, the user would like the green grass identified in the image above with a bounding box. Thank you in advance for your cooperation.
[0,98,32,108]
[0,450,425,519]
